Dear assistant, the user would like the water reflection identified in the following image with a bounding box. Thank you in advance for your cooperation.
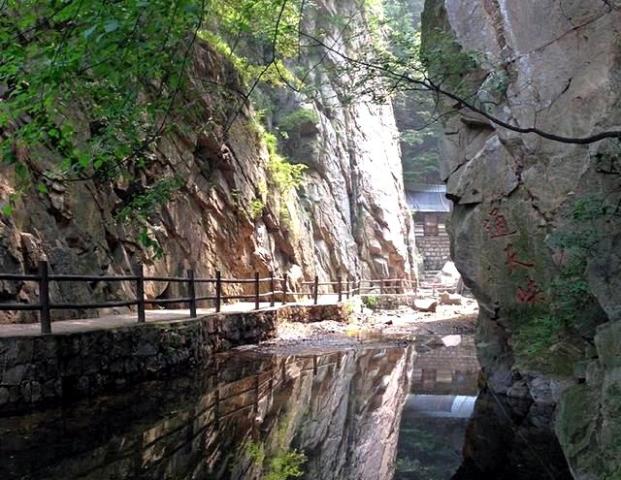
[0,336,572,480]
[452,390,572,480]
[395,335,571,480]
[395,335,480,480]
[0,345,415,480]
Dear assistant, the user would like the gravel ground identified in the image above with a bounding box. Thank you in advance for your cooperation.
[251,296,479,355]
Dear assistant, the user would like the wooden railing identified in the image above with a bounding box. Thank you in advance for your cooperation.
[0,261,416,334]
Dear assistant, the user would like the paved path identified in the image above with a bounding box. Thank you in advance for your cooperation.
[0,295,350,338]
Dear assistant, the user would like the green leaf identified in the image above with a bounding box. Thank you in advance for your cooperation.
[14,163,29,181]
[36,183,49,194]
[0,111,9,127]
[104,19,119,33]
[78,152,91,168]
[83,25,97,39]
[1,204,13,217]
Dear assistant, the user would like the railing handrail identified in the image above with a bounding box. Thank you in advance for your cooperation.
[0,260,417,334]
[0,273,40,281]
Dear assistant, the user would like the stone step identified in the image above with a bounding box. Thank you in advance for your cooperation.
[422,270,441,282]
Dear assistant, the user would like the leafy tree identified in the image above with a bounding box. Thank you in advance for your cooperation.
[0,0,302,253]
[1,0,204,183]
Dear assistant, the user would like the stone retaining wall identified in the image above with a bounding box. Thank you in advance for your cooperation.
[0,303,352,414]
[418,234,451,271]
[363,294,417,310]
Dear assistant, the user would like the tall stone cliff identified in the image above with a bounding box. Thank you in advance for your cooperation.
[0,1,417,322]
[422,1,621,478]
[272,0,418,282]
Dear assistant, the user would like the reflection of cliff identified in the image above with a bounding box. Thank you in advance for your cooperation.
[301,348,415,480]
[453,389,572,480]
[0,346,414,480]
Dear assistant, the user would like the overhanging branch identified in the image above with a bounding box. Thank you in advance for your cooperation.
[299,30,621,145]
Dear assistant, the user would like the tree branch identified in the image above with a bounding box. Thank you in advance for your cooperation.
[299,30,621,145]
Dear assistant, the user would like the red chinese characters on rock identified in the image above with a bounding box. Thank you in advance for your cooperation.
[483,208,516,238]
[504,244,535,271]
[483,207,543,305]
[484,208,517,239]
[516,279,543,305]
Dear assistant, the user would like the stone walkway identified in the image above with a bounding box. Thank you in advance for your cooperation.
[0,295,347,338]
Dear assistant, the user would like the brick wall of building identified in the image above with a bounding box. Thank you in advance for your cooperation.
[415,223,451,271]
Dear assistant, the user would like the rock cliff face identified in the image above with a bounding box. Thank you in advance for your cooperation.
[273,0,418,282]
[422,1,621,478]
[0,0,417,322]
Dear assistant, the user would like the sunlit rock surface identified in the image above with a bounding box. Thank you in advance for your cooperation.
[273,0,418,282]
[422,1,621,477]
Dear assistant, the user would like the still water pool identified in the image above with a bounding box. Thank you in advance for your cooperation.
[0,336,571,479]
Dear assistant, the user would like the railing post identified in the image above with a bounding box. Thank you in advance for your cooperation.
[38,260,51,335]
[313,275,319,305]
[337,276,342,303]
[380,279,384,295]
[136,262,145,323]
[215,271,222,313]
[254,272,260,310]
[269,271,275,307]
[214,387,220,428]
[214,357,220,428]
[282,273,288,305]
[187,269,197,318]
[253,374,260,414]
[346,277,350,299]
